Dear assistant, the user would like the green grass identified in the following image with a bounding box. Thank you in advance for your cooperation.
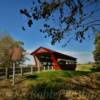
[25,70,90,85]
[1,70,99,100]
[76,64,93,71]
[23,70,99,100]
[24,64,94,85]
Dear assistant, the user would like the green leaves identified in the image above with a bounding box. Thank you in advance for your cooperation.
[0,35,25,68]
[93,33,100,70]
[20,9,31,18]
[20,0,100,46]
[28,19,33,27]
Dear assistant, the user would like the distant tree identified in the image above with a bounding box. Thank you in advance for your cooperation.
[20,0,100,46]
[93,33,100,71]
[0,34,25,79]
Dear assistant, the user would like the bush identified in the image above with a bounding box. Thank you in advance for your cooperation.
[91,65,100,72]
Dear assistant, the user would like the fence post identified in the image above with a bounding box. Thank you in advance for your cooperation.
[31,66,33,74]
[44,66,45,71]
[13,62,15,86]
[21,66,23,76]
[5,67,9,79]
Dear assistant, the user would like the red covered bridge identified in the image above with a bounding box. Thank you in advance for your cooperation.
[31,47,77,71]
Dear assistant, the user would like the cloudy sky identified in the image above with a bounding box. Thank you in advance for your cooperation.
[0,0,98,64]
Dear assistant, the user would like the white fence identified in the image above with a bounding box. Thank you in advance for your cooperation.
[0,67,38,77]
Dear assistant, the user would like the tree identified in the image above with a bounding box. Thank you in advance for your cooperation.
[0,34,25,79]
[0,35,14,79]
[93,33,100,71]
[20,0,100,46]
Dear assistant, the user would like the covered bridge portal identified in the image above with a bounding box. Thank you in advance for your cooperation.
[31,47,77,71]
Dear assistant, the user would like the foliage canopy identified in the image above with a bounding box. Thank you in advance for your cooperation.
[0,34,25,67]
[20,0,100,46]
[93,33,100,70]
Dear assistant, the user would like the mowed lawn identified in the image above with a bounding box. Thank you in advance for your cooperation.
[25,64,93,85]
[24,70,90,85]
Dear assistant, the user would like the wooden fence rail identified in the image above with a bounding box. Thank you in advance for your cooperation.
[0,67,38,77]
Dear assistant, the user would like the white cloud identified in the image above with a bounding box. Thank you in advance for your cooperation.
[24,49,35,65]
[57,50,94,64]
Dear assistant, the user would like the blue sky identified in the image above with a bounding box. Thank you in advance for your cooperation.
[0,0,98,64]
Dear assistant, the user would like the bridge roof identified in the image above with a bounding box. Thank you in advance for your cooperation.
[31,47,77,60]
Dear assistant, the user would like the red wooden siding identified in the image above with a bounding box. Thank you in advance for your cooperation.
[31,47,77,70]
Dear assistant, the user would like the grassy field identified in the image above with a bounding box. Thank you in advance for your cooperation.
[23,71,100,100]
[25,70,90,85]
[0,67,100,100]
[25,64,93,85]
[76,64,93,71]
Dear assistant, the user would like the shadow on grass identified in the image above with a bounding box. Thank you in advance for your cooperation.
[62,71,90,78]
[25,75,38,80]
[50,78,64,82]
